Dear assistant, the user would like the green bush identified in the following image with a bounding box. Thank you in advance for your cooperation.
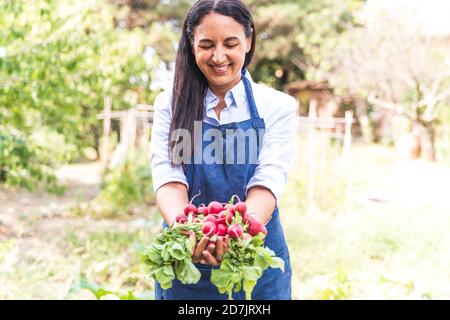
[99,154,153,213]
[0,127,70,194]
[1,0,155,189]
[72,148,154,218]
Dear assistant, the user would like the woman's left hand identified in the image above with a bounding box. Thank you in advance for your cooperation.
[200,236,228,267]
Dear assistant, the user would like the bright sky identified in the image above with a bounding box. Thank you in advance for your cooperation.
[366,0,450,36]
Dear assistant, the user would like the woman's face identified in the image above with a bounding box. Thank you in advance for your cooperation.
[192,12,252,95]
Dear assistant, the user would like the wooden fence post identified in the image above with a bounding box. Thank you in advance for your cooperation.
[343,110,353,165]
[307,99,318,215]
[343,110,354,214]
[97,102,154,168]
[100,96,112,165]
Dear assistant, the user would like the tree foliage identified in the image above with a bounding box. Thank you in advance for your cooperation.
[327,9,450,160]
[247,0,363,89]
[110,0,364,89]
[0,0,152,190]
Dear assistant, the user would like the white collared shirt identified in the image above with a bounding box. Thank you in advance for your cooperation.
[150,71,297,203]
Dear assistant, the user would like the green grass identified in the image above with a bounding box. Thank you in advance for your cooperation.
[63,216,162,299]
[0,214,162,299]
[280,143,450,299]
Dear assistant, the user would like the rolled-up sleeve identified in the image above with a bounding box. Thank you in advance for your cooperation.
[245,95,297,204]
[150,91,189,193]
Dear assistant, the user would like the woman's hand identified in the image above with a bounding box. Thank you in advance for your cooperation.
[155,182,189,226]
[189,233,228,267]
[201,236,228,266]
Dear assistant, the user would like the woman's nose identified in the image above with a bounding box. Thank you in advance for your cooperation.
[212,47,226,64]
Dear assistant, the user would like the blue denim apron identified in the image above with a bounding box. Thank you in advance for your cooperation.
[155,69,292,300]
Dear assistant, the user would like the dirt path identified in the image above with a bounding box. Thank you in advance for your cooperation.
[0,161,104,237]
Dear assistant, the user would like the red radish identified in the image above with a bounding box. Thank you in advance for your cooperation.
[215,212,225,225]
[241,211,250,224]
[234,201,247,215]
[248,218,267,237]
[183,203,197,215]
[207,201,223,215]
[175,213,187,224]
[208,241,216,247]
[193,217,201,223]
[224,203,236,215]
[227,224,243,239]
[184,190,202,215]
[217,210,234,224]
[260,225,267,236]
[216,224,228,236]
[243,213,255,225]
[203,215,217,224]
[202,221,217,237]
[197,205,209,216]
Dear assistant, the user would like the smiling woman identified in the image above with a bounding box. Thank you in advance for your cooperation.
[150,0,297,300]
[168,0,256,157]
[192,13,252,98]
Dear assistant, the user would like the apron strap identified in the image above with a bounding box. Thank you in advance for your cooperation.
[241,68,261,120]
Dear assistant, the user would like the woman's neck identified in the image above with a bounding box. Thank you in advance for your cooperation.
[208,75,242,100]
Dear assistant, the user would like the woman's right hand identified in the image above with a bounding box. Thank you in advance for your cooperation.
[188,233,228,267]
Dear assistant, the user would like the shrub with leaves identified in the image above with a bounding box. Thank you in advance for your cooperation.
[0,0,155,189]
[73,148,154,218]
[98,161,153,212]
[0,127,70,194]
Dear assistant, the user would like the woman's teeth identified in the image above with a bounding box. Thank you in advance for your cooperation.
[212,64,230,72]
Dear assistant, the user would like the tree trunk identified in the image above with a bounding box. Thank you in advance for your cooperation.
[425,123,437,162]
[355,99,376,143]
[417,121,437,161]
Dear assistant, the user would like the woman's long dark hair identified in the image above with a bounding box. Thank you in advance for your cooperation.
[169,0,256,165]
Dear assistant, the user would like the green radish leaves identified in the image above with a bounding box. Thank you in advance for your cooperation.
[211,233,285,300]
[175,259,201,285]
[143,220,202,290]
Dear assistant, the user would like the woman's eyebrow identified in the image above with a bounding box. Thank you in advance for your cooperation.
[224,36,240,42]
[198,36,241,44]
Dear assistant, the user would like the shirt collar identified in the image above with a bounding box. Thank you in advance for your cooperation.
[205,72,251,111]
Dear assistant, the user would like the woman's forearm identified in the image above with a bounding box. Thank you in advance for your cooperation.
[245,186,276,225]
[155,182,189,226]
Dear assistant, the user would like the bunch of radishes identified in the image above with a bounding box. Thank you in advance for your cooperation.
[175,196,268,244]
[144,194,284,299]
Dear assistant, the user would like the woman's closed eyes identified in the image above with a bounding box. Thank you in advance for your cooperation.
[198,43,239,49]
